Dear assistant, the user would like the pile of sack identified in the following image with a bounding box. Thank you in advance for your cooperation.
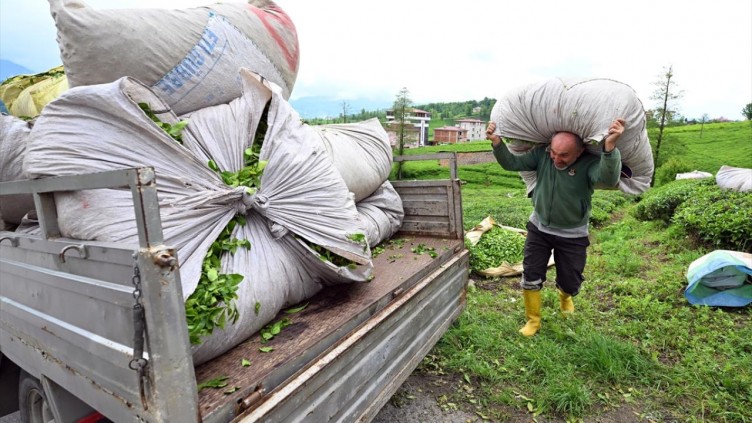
[490,77,655,195]
[1,0,402,365]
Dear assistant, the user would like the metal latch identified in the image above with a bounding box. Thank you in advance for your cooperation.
[0,236,18,247]
[59,244,87,262]
[129,254,149,410]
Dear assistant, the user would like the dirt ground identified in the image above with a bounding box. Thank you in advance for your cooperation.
[372,372,646,423]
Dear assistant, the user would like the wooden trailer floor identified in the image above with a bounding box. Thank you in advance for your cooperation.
[194,234,465,420]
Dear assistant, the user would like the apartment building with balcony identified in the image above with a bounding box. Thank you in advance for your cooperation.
[385,108,431,147]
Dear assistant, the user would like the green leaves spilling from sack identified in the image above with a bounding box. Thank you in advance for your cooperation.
[466,225,525,274]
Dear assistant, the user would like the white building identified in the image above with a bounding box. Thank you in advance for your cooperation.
[455,118,485,141]
[386,108,431,146]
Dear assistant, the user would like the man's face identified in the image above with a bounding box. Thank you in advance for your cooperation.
[549,133,584,170]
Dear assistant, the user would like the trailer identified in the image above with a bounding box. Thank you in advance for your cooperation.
[0,153,468,422]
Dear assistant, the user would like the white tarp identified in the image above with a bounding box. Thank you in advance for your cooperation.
[490,77,654,195]
[716,165,752,192]
[0,115,35,225]
[50,0,299,115]
[23,69,380,363]
[685,250,752,307]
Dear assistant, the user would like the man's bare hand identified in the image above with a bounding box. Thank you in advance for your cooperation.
[604,118,626,152]
[486,121,501,145]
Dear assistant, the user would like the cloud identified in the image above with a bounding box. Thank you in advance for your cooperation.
[1,0,749,119]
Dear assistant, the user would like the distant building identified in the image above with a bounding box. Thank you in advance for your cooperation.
[472,106,482,114]
[384,122,421,148]
[386,108,431,147]
[455,118,485,140]
[434,126,467,144]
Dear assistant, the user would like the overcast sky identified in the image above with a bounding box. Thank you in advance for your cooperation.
[1,0,750,120]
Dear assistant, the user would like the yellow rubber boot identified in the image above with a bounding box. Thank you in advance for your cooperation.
[558,289,574,316]
[519,290,542,337]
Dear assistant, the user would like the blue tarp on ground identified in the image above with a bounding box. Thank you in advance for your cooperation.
[685,250,752,307]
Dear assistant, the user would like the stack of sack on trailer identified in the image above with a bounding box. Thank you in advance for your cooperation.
[0,115,35,229]
[4,0,403,364]
[490,77,654,195]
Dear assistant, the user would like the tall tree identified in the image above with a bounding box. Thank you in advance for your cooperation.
[742,103,752,120]
[392,87,412,179]
[700,113,709,138]
[649,65,683,186]
[340,100,350,123]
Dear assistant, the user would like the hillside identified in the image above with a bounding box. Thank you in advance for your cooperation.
[650,121,752,173]
[398,120,752,180]
[0,60,33,82]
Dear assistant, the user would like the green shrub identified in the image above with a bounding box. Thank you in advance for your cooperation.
[632,178,714,223]
[590,190,630,227]
[654,157,694,187]
[466,226,526,273]
[673,186,752,252]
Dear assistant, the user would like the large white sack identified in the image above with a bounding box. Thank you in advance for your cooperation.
[189,213,323,365]
[50,0,299,115]
[0,115,35,225]
[24,70,373,292]
[24,70,375,362]
[490,77,654,195]
[676,170,713,180]
[716,165,752,192]
[312,119,393,202]
[356,181,404,248]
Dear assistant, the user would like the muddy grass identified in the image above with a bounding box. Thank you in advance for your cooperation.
[375,371,653,423]
[372,275,675,422]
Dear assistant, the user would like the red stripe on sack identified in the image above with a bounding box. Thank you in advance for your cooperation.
[246,2,299,72]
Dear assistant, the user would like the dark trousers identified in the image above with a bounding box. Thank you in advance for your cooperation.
[521,221,590,296]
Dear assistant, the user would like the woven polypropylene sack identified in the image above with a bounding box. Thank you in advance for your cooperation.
[23,69,379,363]
[490,77,654,195]
[311,119,393,202]
[716,165,752,192]
[0,115,35,224]
[50,0,299,115]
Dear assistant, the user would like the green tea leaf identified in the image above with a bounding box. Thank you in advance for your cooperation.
[284,303,308,314]
[198,376,229,391]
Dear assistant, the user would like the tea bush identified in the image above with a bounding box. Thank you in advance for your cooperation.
[632,178,714,223]
[654,157,694,187]
[590,190,631,227]
[673,186,752,252]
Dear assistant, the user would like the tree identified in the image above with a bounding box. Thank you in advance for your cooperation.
[742,103,752,120]
[649,65,683,186]
[392,87,412,179]
[340,100,350,123]
[700,113,709,138]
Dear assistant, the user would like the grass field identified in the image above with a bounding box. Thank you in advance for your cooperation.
[390,120,752,421]
[652,121,752,172]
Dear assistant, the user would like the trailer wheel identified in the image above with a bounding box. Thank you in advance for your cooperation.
[19,371,56,423]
